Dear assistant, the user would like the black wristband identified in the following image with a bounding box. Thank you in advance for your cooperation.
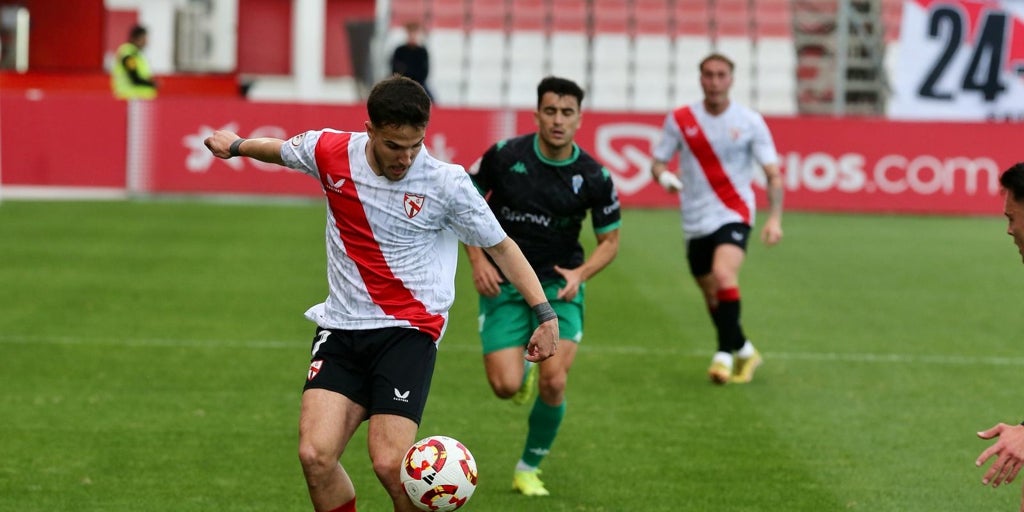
[229,138,246,157]
[532,302,557,323]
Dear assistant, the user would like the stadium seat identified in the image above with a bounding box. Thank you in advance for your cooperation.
[716,37,754,105]
[590,33,631,111]
[753,0,793,37]
[465,29,507,106]
[509,30,548,74]
[391,0,428,27]
[549,31,589,84]
[674,1,711,36]
[507,29,548,107]
[468,0,506,30]
[712,0,753,37]
[426,28,467,104]
[550,0,587,32]
[510,0,548,31]
[592,0,631,35]
[673,36,713,105]
[631,34,673,112]
[754,37,797,114]
[430,0,466,29]
[633,1,670,35]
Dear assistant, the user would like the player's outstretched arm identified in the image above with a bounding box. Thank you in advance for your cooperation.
[204,129,285,166]
[484,237,558,362]
[976,421,1024,509]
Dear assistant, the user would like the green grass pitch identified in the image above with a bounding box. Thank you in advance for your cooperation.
[1,199,1022,511]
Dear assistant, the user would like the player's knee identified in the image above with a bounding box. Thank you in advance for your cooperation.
[371,455,403,490]
[488,375,520,398]
[539,372,566,397]
[297,442,335,479]
[711,268,737,289]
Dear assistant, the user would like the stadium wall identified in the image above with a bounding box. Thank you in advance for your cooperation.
[0,93,1016,216]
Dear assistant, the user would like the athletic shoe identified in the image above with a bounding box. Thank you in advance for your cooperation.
[708,361,731,385]
[731,349,763,384]
[511,362,538,405]
[512,468,549,496]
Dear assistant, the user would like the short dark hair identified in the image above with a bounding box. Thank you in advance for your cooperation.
[537,76,585,108]
[1000,162,1024,202]
[366,75,431,128]
[129,25,147,41]
[700,53,735,73]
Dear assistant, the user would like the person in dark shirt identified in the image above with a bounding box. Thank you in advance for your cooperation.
[464,76,621,497]
[390,22,432,100]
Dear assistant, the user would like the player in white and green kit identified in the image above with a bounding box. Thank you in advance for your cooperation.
[465,76,622,497]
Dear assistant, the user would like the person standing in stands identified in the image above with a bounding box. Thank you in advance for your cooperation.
[390,21,432,101]
[649,52,784,385]
[111,24,157,100]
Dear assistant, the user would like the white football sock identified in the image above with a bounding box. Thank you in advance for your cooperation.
[712,351,734,368]
[737,341,756,359]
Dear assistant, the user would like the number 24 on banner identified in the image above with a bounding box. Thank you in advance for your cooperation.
[890,0,1024,121]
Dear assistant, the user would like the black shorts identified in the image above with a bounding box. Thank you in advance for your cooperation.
[303,326,437,424]
[686,223,751,277]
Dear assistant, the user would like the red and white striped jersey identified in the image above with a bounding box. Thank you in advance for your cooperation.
[280,129,507,342]
[652,101,779,240]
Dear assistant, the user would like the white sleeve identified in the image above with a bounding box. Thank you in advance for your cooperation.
[750,114,779,166]
[651,113,682,163]
[443,167,507,248]
[279,130,326,178]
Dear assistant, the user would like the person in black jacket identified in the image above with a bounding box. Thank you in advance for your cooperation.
[390,22,433,101]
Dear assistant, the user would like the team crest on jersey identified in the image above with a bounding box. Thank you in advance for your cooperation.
[730,127,742,141]
[404,193,426,218]
[307,359,323,381]
[571,174,583,194]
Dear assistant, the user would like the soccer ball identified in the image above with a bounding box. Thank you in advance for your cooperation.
[401,435,478,511]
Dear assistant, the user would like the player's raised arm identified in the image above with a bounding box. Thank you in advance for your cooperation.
[204,129,285,166]
[483,237,559,362]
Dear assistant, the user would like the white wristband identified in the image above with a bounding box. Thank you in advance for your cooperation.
[658,171,683,192]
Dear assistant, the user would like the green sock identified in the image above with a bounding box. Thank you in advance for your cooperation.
[521,399,566,467]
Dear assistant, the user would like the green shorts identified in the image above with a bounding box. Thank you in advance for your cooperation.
[479,280,585,354]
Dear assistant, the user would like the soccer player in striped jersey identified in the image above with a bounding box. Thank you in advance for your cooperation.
[649,53,784,385]
[465,76,622,496]
[204,76,558,512]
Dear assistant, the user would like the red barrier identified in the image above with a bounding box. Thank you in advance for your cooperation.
[0,92,127,187]
[137,99,505,197]
[1,93,1018,216]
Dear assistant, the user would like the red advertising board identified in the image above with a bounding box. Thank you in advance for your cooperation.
[1,93,1018,216]
[525,110,1014,215]
[138,99,509,198]
[0,92,127,188]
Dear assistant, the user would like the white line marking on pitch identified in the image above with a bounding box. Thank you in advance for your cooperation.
[1,334,1022,366]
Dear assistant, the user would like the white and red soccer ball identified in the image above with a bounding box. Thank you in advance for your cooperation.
[401,435,478,511]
